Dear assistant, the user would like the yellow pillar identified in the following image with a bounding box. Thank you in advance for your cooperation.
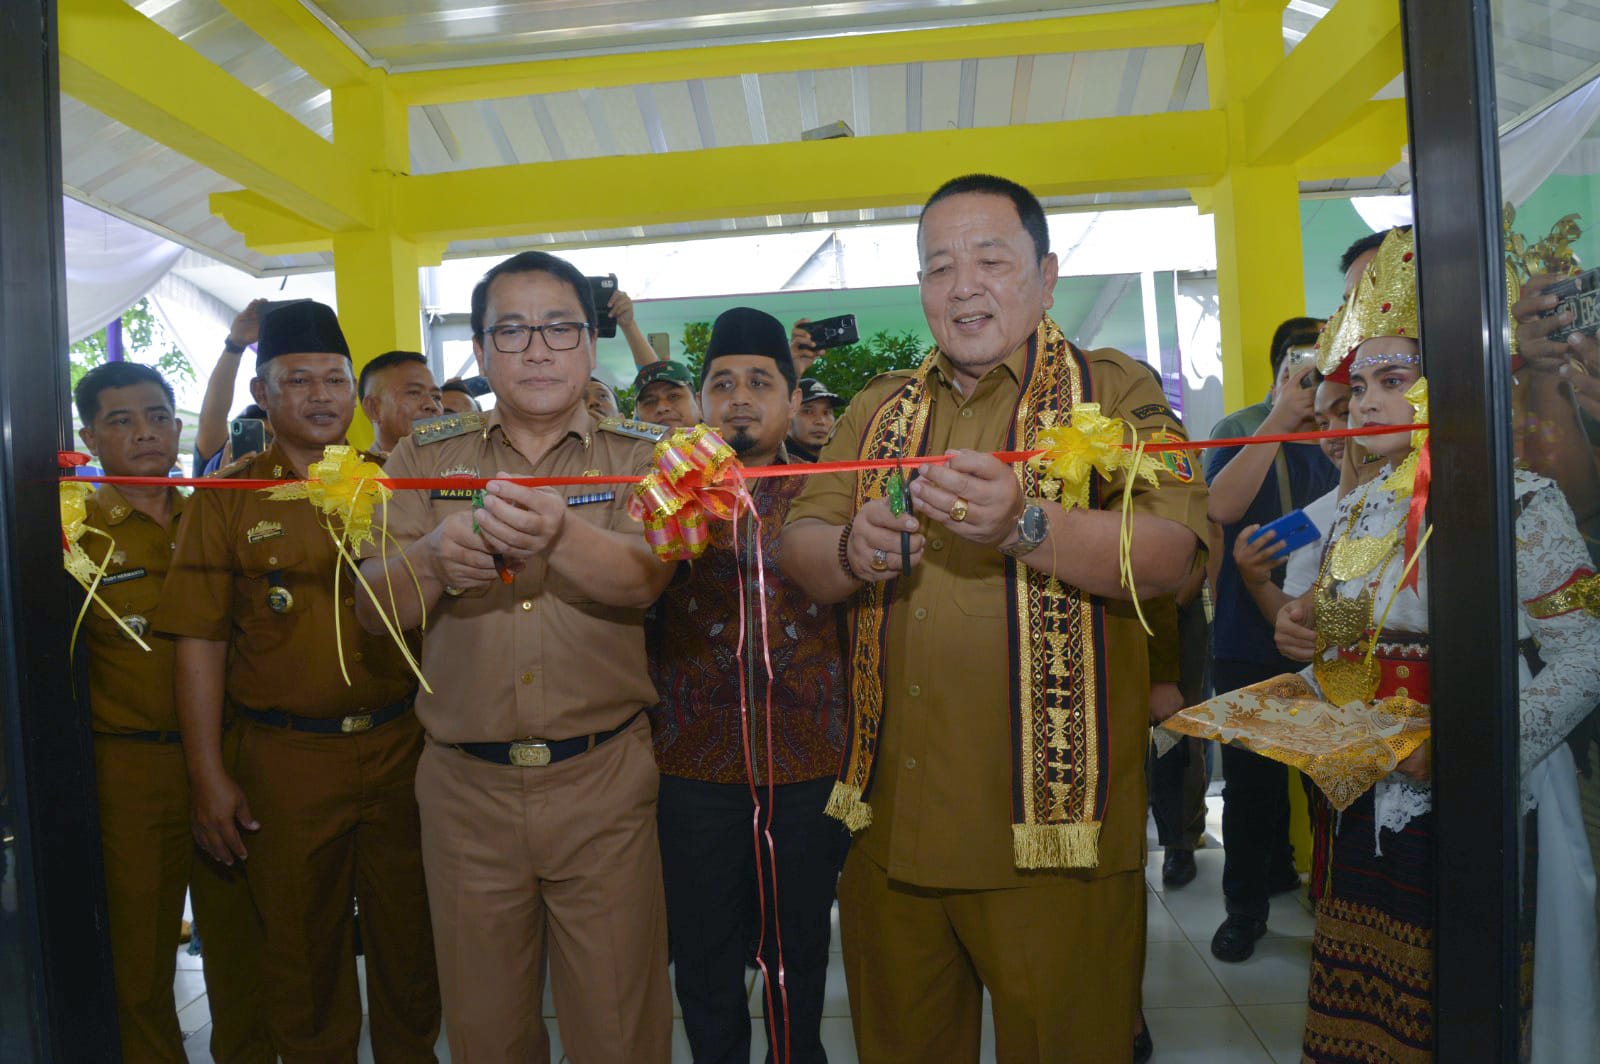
[328,72,425,450]
[1210,165,1306,411]
[1205,2,1309,413]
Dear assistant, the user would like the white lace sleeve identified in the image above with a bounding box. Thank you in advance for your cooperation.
[1515,478,1600,776]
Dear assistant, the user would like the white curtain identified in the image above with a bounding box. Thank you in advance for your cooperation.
[63,198,184,343]
[1352,72,1600,231]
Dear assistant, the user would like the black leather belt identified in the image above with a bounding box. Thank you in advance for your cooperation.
[452,709,644,768]
[239,696,413,736]
[95,729,183,744]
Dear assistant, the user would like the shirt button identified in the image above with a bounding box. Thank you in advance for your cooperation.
[343,596,355,607]
[268,555,278,566]
[521,600,533,612]
[961,408,974,419]
[521,672,534,685]
[352,652,363,662]
[914,607,928,620]
[908,684,921,697]
[905,757,917,770]
[930,539,945,551]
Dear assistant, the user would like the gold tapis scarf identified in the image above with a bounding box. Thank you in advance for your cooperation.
[824,317,1110,868]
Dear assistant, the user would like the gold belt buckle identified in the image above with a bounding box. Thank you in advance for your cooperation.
[509,741,551,767]
[341,713,374,734]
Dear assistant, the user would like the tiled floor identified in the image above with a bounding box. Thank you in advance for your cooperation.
[180,789,1316,1062]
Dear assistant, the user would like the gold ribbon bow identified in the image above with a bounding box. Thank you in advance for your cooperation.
[61,481,151,660]
[627,425,749,561]
[264,446,430,692]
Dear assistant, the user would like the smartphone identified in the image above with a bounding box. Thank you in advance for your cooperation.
[588,274,618,338]
[457,374,493,397]
[229,417,267,459]
[801,314,859,351]
[647,331,670,359]
[1249,509,1321,558]
[1283,344,1318,388]
[1544,267,1599,343]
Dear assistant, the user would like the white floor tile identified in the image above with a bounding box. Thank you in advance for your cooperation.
[1263,894,1316,939]
[177,992,210,1036]
[183,1024,213,1064]
[1142,1005,1273,1062]
[818,1017,858,1063]
[173,969,207,1012]
[1201,936,1313,1006]
[1142,940,1230,1008]
[1146,892,1187,943]
[174,943,204,971]
[1238,1002,1309,1064]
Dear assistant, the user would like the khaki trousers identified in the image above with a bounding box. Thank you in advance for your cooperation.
[95,730,271,1064]
[236,712,440,1063]
[838,848,1144,1064]
[415,716,671,1063]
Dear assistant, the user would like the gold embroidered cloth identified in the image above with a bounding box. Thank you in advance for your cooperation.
[1160,674,1430,812]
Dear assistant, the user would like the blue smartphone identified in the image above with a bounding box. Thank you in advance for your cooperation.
[1250,509,1320,558]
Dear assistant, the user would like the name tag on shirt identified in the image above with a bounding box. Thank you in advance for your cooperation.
[100,567,148,586]
[566,491,616,507]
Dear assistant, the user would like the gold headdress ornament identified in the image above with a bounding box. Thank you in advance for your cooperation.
[1316,228,1420,381]
[1504,203,1582,283]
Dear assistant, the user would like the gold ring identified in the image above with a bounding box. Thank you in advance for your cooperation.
[950,497,970,523]
[871,549,888,572]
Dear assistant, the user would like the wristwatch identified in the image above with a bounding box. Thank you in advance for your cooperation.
[1000,500,1048,558]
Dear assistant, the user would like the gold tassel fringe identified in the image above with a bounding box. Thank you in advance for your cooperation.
[824,782,874,833]
[1012,822,1102,869]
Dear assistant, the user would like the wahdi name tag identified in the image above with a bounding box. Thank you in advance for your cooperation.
[100,567,148,586]
[432,467,480,500]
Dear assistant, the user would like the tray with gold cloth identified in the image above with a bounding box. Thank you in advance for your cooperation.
[1159,674,1430,812]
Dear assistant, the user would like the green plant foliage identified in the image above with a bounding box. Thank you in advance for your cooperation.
[69,298,196,392]
[680,320,711,380]
[806,330,928,404]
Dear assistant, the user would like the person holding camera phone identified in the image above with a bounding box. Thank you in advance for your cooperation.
[1203,319,1340,963]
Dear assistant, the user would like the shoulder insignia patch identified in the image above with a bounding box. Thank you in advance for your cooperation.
[1150,428,1195,483]
[1131,402,1175,421]
[412,411,485,445]
[597,416,669,444]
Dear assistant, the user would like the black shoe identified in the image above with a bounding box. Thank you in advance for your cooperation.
[1133,1016,1153,1064]
[1210,914,1268,963]
[1162,848,1197,888]
[1269,866,1303,895]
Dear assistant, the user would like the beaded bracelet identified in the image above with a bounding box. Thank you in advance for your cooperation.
[838,520,861,580]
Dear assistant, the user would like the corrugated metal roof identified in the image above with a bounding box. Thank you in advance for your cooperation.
[65,0,1559,276]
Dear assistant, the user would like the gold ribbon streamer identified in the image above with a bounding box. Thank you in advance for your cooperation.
[1032,403,1164,634]
[61,482,151,662]
[263,446,431,694]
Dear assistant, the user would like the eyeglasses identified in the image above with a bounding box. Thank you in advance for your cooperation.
[480,321,591,354]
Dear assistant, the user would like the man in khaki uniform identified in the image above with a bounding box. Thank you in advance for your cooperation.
[356,251,675,1063]
[158,302,440,1061]
[74,362,270,1063]
[782,174,1210,1063]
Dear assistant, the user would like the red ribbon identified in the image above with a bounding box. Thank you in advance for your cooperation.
[1402,439,1431,592]
[57,422,1426,491]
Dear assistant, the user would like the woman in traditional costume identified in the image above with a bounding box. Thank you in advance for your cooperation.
[1303,228,1600,1062]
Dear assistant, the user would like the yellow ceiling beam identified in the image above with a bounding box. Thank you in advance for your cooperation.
[210,190,334,256]
[389,5,1219,107]
[1296,99,1407,182]
[389,111,1228,244]
[212,0,369,89]
[1243,0,1403,166]
[59,0,371,231]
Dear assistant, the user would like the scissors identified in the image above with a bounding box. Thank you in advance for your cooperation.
[886,460,918,575]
